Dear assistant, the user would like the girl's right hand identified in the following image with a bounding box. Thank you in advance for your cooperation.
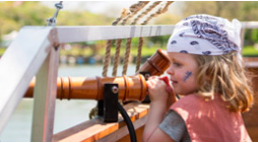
[147,76,176,109]
[159,76,177,110]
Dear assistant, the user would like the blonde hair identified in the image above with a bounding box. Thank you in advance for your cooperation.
[192,52,253,113]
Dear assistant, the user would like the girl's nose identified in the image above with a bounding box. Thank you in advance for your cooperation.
[166,65,174,75]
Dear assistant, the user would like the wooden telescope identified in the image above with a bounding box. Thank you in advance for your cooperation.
[24,49,170,101]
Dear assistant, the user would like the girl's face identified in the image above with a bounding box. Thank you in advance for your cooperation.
[166,52,199,95]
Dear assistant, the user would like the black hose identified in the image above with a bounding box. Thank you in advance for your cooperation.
[117,102,137,142]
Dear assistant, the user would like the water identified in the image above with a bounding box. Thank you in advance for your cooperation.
[0,64,137,142]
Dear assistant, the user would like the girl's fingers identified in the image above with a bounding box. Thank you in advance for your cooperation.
[147,78,163,89]
[148,76,158,80]
[147,79,158,87]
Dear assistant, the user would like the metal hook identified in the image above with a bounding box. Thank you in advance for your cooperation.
[47,1,63,26]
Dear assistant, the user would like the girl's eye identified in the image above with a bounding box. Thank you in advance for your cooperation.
[173,62,181,67]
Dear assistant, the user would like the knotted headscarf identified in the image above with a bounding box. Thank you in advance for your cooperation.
[167,14,242,56]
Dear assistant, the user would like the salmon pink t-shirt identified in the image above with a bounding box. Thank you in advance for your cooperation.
[170,94,251,142]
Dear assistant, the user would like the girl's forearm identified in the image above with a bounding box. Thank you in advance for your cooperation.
[143,101,167,141]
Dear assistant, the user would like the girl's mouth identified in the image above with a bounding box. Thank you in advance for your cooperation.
[171,80,178,84]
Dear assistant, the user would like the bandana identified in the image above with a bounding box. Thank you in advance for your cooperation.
[167,14,242,56]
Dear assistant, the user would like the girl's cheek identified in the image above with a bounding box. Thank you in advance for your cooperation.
[182,71,193,83]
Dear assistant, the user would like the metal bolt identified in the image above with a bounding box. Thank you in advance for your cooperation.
[112,86,119,94]
[145,74,150,79]
[55,3,63,9]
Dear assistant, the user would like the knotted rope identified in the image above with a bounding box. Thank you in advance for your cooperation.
[102,9,129,77]
[112,1,149,76]
[122,1,162,75]
[142,1,173,25]
[135,1,173,73]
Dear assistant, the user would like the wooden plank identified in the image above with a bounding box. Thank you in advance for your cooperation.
[0,27,54,134]
[240,28,245,50]
[56,25,175,43]
[118,126,145,142]
[52,102,149,142]
[54,22,258,44]
[31,45,60,141]
[96,114,147,142]
[242,22,258,29]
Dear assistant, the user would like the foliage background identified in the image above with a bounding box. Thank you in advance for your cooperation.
[1,1,258,57]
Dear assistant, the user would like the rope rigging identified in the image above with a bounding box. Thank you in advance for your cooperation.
[135,1,173,72]
[101,9,127,77]
[122,1,163,76]
[102,1,173,77]
[112,1,149,76]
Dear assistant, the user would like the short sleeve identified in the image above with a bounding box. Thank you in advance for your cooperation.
[159,110,191,142]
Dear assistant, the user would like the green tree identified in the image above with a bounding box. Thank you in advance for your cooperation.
[181,1,258,21]
[180,1,258,46]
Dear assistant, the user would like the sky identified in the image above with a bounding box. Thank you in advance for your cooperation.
[41,1,140,16]
[41,1,183,17]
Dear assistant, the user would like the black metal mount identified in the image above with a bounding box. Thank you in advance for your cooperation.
[97,83,119,122]
[139,71,151,80]
[96,83,137,141]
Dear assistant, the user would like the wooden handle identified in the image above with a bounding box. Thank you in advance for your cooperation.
[137,49,170,76]
[25,75,147,101]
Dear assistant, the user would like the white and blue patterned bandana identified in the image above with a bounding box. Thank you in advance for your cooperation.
[167,14,242,55]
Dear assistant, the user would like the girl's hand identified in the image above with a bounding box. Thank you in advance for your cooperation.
[147,76,176,108]
[159,76,177,110]
[147,76,168,103]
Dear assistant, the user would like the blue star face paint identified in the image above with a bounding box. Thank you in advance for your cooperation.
[183,71,192,82]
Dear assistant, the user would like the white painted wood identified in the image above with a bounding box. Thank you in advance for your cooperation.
[242,22,258,29]
[240,28,246,49]
[31,46,60,141]
[55,25,175,43]
[0,27,55,134]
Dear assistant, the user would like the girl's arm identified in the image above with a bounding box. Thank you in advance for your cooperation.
[143,76,176,142]
[143,100,175,142]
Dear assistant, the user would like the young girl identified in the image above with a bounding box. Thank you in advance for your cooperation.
[143,14,254,142]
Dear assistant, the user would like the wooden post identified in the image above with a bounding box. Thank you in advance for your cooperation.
[240,28,246,50]
[31,46,60,142]
[0,27,54,134]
